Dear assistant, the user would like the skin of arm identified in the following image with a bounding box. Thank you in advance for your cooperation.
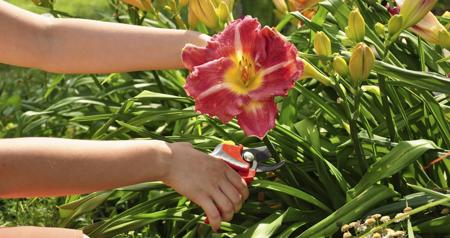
[0,138,249,231]
[0,1,244,232]
[0,0,209,73]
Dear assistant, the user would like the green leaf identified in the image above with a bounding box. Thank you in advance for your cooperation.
[236,210,285,238]
[298,185,397,237]
[374,61,450,94]
[407,218,415,238]
[252,180,332,213]
[413,215,450,233]
[294,118,321,151]
[350,140,441,197]
[134,90,192,103]
[58,191,114,227]
[44,74,65,99]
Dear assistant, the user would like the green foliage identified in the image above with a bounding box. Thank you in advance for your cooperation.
[0,198,60,227]
[1,0,450,237]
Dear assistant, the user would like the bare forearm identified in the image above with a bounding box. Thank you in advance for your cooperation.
[0,1,208,74]
[43,18,208,73]
[0,138,172,198]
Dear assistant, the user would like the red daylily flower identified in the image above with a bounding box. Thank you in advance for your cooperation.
[182,16,303,138]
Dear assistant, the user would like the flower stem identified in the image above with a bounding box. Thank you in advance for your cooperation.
[359,196,450,237]
[262,136,281,163]
[379,44,397,143]
[378,75,397,142]
[350,87,367,171]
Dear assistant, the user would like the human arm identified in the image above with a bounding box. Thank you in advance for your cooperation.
[0,0,209,74]
[0,138,249,231]
[0,226,87,238]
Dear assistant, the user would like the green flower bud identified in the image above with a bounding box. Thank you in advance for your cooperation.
[438,29,450,50]
[332,56,348,76]
[314,31,332,56]
[216,1,231,23]
[347,9,365,43]
[349,43,375,86]
[399,0,437,29]
[374,22,385,37]
[444,11,450,29]
[300,59,334,86]
[361,85,380,96]
[388,15,403,36]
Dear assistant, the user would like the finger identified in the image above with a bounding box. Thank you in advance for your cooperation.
[219,181,243,213]
[226,169,249,200]
[211,189,234,222]
[197,196,221,232]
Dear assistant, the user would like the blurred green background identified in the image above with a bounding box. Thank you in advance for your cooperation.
[6,0,112,19]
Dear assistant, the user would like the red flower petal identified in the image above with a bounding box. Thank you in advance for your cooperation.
[185,57,247,122]
[211,16,261,57]
[182,16,303,138]
[236,99,277,138]
[249,27,303,99]
[182,44,220,70]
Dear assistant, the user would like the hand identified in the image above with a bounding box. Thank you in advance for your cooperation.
[161,142,249,232]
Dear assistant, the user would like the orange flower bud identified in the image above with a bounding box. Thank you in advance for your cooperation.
[121,0,152,11]
[314,31,332,56]
[347,9,365,43]
[349,43,375,85]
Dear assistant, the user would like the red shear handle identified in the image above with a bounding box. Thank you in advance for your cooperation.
[212,144,255,183]
[205,144,255,226]
[236,168,256,184]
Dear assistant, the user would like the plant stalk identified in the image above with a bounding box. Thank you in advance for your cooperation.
[350,87,367,171]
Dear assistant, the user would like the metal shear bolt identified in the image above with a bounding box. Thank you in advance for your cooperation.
[243,151,254,162]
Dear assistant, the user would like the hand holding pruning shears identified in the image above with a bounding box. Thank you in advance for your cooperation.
[204,143,285,226]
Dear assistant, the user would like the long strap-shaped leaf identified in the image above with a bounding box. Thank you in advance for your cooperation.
[252,180,332,213]
[236,208,287,238]
[374,61,450,94]
[298,185,397,238]
[349,140,441,197]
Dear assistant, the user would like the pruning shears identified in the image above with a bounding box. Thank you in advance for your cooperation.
[204,143,284,225]
[210,143,285,184]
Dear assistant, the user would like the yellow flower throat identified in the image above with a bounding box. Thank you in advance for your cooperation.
[224,53,263,95]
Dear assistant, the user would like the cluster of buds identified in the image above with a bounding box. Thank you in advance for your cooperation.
[188,0,234,30]
[310,26,375,88]
[385,0,449,49]
[340,207,414,237]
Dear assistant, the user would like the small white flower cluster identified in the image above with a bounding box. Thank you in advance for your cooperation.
[340,206,414,238]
